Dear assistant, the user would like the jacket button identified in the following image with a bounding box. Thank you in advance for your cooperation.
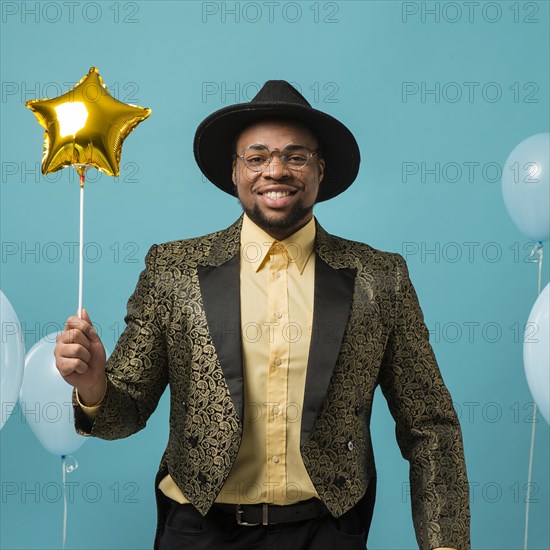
[188,436,198,447]
[198,473,207,485]
[355,405,363,416]
[335,475,346,488]
[347,440,354,451]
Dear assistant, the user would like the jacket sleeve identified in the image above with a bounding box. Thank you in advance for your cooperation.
[73,244,169,439]
[378,254,470,550]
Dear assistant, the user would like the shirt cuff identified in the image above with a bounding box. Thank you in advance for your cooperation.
[75,385,107,418]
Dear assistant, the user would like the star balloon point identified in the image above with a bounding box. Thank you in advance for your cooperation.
[25,66,151,178]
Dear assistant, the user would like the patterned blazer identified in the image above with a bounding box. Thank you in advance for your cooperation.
[73,216,470,550]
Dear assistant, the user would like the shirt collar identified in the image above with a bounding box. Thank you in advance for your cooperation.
[241,213,316,274]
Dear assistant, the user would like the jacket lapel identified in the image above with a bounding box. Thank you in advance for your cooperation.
[300,224,357,445]
[196,217,357,439]
[197,218,244,423]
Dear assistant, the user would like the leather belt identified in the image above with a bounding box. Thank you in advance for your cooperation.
[213,498,329,526]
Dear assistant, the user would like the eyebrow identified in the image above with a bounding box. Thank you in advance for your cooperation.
[245,143,312,151]
[246,144,268,151]
[282,144,311,151]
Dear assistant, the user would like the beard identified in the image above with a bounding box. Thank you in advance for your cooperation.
[236,191,316,235]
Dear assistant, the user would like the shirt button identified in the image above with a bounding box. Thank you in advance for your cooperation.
[274,311,282,319]
[274,358,282,366]
[272,455,280,463]
[348,441,354,451]
[275,272,281,278]
[273,406,280,415]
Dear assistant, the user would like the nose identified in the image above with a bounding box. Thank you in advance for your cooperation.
[263,153,289,179]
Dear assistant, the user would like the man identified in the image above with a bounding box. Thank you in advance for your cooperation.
[55,80,470,550]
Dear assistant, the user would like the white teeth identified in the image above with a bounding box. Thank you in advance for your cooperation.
[264,191,291,199]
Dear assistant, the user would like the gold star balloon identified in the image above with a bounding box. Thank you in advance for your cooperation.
[25,67,151,178]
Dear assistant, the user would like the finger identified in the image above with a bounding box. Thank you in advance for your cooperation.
[56,356,89,377]
[64,315,92,335]
[58,327,91,349]
[74,361,88,374]
[56,343,92,364]
[80,308,100,343]
[81,307,91,323]
[62,316,98,346]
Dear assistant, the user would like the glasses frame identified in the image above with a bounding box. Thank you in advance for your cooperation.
[234,143,319,172]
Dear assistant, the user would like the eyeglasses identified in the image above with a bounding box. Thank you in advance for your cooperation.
[235,143,318,172]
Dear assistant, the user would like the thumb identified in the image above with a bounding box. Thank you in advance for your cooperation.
[78,307,91,322]
[80,307,99,342]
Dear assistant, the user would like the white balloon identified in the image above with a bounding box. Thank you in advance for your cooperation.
[524,283,550,424]
[19,333,87,455]
[502,133,550,242]
[0,291,25,430]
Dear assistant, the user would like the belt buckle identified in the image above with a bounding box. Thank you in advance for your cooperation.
[235,504,263,526]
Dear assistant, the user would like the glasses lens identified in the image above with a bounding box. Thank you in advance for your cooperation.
[243,145,270,171]
[281,146,311,169]
[240,144,314,171]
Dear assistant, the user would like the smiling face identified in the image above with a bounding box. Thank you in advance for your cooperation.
[232,119,325,240]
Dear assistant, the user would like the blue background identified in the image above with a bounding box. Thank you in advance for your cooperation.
[1,1,549,548]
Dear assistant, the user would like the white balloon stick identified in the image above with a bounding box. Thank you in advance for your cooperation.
[77,172,85,320]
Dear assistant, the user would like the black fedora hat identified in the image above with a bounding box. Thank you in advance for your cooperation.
[193,80,360,202]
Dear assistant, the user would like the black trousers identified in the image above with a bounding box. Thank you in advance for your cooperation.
[158,500,368,550]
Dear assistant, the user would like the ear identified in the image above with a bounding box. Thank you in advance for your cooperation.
[317,158,325,184]
[232,159,237,185]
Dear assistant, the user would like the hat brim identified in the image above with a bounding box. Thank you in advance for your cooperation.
[194,103,360,202]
